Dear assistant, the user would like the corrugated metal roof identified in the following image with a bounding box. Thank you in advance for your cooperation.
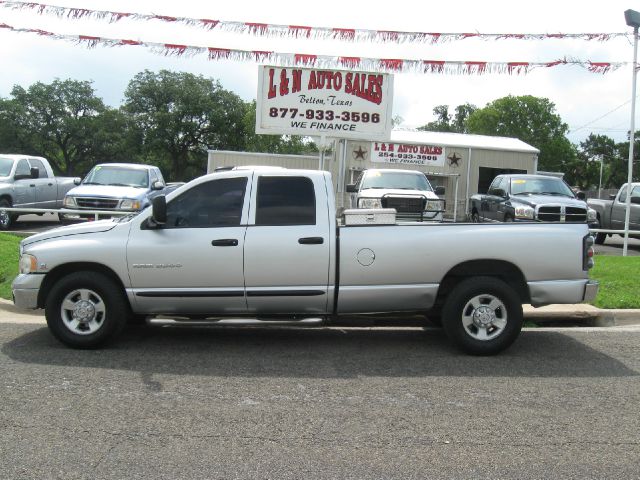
[389,130,539,154]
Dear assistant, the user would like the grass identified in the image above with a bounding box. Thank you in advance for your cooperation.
[0,233,638,309]
[591,255,640,309]
[0,232,21,301]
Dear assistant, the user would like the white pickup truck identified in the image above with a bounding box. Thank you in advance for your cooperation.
[12,167,598,355]
[347,169,445,221]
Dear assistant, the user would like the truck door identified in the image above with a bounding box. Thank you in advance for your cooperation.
[485,176,507,221]
[28,158,56,209]
[12,159,36,207]
[243,174,331,314]
[126,174,250,315]
[612,184,640,231]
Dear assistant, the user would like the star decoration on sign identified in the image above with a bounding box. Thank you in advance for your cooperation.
[447,152,462,167]
[353,146,367,160]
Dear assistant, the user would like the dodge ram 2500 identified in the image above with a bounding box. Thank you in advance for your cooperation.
[12,167,598,355]
[347,169,445,222]
[0,154,77,229]
[469,174,597,227]
[587,183,640,244]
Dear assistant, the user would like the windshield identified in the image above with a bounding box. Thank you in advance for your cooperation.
[0,157,14,177]
[83,165,149,188]
[361,171,433,191]
[510,177,574,197]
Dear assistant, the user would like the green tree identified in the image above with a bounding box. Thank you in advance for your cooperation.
[466,95,575,173]
[242,101,315,154]
[123,70,247,181]
[612,131,640,188]
[1,79,118,175]
[418,103,476,133]
[572,134,618,190]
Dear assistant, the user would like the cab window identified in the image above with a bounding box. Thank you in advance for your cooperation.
[164,177,247,228]
[28,159,48,178]
[15,159,31,179]
[255,176,316,226]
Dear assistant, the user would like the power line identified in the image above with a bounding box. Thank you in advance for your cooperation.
[568,96,638,133]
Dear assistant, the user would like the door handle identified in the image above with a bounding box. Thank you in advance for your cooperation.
[211,239,238,247]
[298,237,324,245]
[29,184,35,187]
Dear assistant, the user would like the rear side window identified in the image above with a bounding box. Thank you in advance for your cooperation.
[255,176,316,226]
[28,159,48,178]
[165,177,247,228]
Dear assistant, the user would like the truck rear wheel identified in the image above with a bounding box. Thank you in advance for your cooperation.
[45,271,128,348]
[594,232,606,245]
[442,276,523,355]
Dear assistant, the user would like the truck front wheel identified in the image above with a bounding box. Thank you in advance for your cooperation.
[442,276,523,355]
[45,271,128,348]
[0,199,15,230]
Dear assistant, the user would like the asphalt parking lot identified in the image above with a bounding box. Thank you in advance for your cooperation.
[1,317,640,479]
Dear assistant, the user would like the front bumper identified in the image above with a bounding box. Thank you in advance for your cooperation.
[12,274,45,310]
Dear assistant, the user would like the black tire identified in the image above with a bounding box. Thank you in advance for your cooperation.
[594,232,606,245]
[45,271,128,348]
[0,199,15,230]
[504,214,514,222]
[441,276,523,355]
[471,211,480,223]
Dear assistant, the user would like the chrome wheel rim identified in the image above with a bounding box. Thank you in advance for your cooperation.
[0,209,9,228]
[60,288,106,335]
[461,294,507,341]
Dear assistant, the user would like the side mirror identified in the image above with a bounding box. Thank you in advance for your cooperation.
[631,196,640,205]
[150,195,167,226]
[152,180,165,190]
[346,184,357,193]
[30,166,39,179]
[434,186,446,196]
[494,188,507,198]
[609,194,616,200]
[576,191,586,200]
[73,177,82,186]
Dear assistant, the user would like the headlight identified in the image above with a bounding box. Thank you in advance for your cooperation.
[63,196,77,208]
[425,200,444,212]
[514,206,534,219]
[19,254,38,274]
[358,198,382,209]
[120,199,141,210]
[587,208,597,222]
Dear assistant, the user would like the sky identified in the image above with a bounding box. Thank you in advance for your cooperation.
[0,0,637,145]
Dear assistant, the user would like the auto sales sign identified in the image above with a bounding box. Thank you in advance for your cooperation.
[256,66,393,140]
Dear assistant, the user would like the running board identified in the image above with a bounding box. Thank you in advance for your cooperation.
[148,317,325,327]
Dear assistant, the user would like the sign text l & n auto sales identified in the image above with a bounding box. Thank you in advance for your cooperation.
[256,66,393,140]
[371,142,446,167]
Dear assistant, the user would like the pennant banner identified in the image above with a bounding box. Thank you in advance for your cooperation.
[0,1,630,45]
[0,22,625,75]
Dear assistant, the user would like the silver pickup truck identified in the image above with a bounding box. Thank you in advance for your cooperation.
[61,163,167,220]
[587,182,640,244]
[12,167,598,355]
[0,154,77,229]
